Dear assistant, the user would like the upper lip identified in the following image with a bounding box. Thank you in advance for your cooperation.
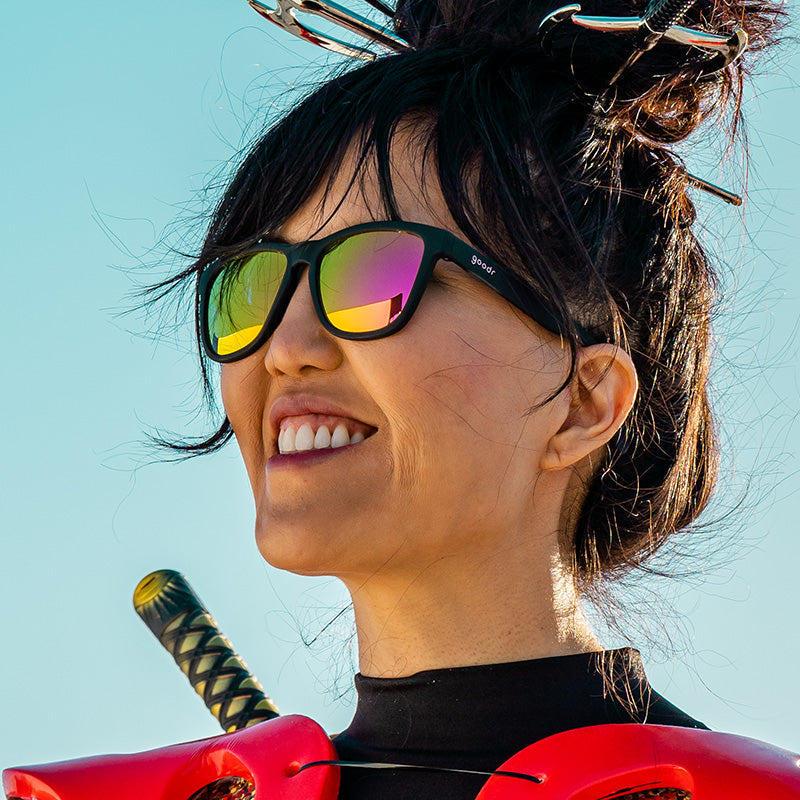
[268,394,375,444]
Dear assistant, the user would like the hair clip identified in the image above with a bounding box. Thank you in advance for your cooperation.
[247,0,410,60]
[245,0,743,206]
[539,0,748,79]
[538,0,747,205]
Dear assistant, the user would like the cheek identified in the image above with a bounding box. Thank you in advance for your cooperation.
[360,320,566,496]
[404,327,563,437]
[221,360,269,485]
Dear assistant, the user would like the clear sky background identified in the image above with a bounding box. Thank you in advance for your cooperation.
[2,0,799,770]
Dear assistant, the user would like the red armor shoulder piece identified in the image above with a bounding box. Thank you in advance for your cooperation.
[2,715,339,800]
[476,723,800,799]
[7,720,800,799]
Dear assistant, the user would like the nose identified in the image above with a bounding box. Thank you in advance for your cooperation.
[264,267,343,377]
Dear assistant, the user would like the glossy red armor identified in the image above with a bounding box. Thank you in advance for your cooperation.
[2,715,338,800]
[476,724,800,798]
[5,718,800,800]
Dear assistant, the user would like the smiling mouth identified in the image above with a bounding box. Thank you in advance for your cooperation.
[276,417,376,455]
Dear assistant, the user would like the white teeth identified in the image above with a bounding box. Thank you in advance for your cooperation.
[277,421,367,454]
[314,425,332,449]
[279,426,296,454]
[294,423,315,452]
[331,424,350,448]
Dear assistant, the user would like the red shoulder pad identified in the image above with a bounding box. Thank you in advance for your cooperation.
[3,715,339,800]
[477,723,800,799]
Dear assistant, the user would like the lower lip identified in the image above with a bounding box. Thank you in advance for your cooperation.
[266,441,363,470]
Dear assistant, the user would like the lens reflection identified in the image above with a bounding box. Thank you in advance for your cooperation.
[319,231,424,333]
[207,251,288,356]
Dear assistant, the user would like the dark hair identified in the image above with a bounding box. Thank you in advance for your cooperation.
[150,0,784,591]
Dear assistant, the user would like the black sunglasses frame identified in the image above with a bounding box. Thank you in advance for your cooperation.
[197,220,595,363]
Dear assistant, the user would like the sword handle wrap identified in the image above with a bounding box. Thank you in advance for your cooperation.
[134,569,279,732]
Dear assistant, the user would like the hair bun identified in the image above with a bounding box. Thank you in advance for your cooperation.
[393,0,548,50]
[393,0,786,146]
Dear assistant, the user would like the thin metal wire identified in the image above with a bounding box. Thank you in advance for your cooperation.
[685,172,743,206]
[296,759,544,783]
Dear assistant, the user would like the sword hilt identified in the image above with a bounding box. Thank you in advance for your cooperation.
[134,569,279,732]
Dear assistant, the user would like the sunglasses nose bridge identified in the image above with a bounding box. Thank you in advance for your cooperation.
[267,255,324,338]
[283,255,314,302]
[283,247,314,288]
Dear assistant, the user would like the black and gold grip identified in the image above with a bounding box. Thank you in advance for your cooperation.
[133,569,279,732]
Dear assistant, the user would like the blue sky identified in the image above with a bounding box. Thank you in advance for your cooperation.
[2,0,799,768]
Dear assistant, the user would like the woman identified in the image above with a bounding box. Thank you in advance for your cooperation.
[145,0,786,796]
[4,0,788,795]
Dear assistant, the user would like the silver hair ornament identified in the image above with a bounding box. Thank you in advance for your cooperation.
[245,0,746,205]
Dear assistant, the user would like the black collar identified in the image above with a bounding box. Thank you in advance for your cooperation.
[334,648,705,771]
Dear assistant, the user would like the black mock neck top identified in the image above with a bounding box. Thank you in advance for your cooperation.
[332,648,706,800]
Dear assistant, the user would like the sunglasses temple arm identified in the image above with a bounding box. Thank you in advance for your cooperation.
[498,273,597,345]
[448,245,597,345]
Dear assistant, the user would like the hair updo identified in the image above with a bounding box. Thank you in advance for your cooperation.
[154,0,785,594]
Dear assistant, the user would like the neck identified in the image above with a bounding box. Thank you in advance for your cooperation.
[344,538,601,678]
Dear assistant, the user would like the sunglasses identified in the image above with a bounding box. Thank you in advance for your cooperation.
[198,221,594,363]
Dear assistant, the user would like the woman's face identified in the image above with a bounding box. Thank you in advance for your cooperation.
[221,144,576,586]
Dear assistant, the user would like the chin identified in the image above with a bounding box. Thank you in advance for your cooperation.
[255,522,328,576]
[254,503,365,577]
[254,504,412,580]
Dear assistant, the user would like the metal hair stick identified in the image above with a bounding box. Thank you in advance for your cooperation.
[361,0,395,15]
[539,0,748,77]
[536,1,747,205]
[686,172,742,206]
[247,0,409,60]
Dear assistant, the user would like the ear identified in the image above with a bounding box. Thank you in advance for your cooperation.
[540,344,638,472]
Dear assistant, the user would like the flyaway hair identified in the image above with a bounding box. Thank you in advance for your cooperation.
[146,0,786,591]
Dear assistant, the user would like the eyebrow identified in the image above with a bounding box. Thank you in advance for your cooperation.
[258,232,291,245]
[269,219,385,245]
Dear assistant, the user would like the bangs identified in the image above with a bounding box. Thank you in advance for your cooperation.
[197,46,591,344]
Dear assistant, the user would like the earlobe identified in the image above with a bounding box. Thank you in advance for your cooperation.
[540,345,638,472]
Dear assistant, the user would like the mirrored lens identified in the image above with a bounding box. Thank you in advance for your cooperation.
[319,231,425,333]
[206,251,288,356]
